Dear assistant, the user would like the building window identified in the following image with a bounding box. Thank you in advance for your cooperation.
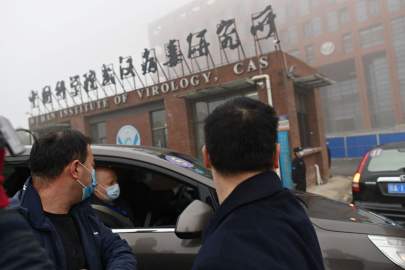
[320,60,362,134]
[388,0,405,11]
[327,11,338,32]
[338,8,349,25]
[90,122,107,144]
[303,17,322,38]
[364,53,395,128]
[313,17,322,36]
[342,33,353,53]
[300,0,311,15]
[359,25,384,48]
[357,0,380,21]
[305,45,315,64]
[321,79,362,133]
[391,17,405,119]
[151,110,168,148]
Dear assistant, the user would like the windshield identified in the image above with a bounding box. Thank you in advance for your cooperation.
[367,148,405,172]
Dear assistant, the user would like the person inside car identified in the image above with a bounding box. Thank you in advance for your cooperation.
[10,130,137,270]
[91,167,135,228]
[193,97,325,270]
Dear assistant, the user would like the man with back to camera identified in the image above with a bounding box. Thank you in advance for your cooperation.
[192,97,325,270]
[10,129,137,270]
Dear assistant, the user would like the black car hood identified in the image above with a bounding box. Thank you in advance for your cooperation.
[296,192,405,237]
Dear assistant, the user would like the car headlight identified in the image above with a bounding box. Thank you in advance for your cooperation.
[369,235,405,269]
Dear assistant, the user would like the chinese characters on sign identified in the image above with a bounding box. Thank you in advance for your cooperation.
[28,4,278,115]
[251,5,277,40]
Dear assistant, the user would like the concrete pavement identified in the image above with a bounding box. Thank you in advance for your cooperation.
[307,175,352,203]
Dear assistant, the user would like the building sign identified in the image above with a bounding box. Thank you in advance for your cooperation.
[136,55,269,99]
[28,4,277,124]
[29,93,128,126]
[116,125,141,145]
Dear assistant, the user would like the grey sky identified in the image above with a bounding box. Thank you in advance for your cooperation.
[0,0,193,128]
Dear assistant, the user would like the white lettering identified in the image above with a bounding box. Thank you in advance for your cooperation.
[103,99,109,108]
[179,78,189,89]
[114,95,121,105]
[259,56,269,70]
[152,85,160,96]
[202,72,211,83]
[247,60,258,73]
[136,89,145,99]
[170,80,179,91]
[190,75,200,87]
[161,83,170,93]
[121,93,128,104]
[233,62,244,75]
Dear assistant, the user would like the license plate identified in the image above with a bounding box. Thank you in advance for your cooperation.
[387,183,405,194]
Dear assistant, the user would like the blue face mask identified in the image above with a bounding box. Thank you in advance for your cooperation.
[105,184,120,201]
[76,163,97,201]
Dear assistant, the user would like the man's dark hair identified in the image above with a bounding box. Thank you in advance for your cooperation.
[204,97,279,175]
[29,129,91,179]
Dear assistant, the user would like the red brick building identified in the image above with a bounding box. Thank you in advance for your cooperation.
[29,51,331,185]
[148,0,405,158]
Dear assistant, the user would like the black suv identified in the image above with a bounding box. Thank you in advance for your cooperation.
[353,142,405,225]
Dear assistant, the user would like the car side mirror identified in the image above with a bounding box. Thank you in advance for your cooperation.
[175,200,214,239]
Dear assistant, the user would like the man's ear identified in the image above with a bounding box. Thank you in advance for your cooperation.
[69,160,81,180]
[202,145,212,169]
[273,144,280,169]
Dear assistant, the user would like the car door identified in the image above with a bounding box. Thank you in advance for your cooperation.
[95,155,214,270]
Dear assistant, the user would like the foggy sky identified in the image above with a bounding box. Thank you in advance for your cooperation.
[0,0,193,128]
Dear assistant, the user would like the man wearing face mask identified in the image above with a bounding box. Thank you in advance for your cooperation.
[10,130,137,270]
[91,167,135,227]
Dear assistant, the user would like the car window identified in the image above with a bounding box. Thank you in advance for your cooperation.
[4,161,200,229]
[94,162,200,229]
[3,164,31,197]
[367,148,405,172]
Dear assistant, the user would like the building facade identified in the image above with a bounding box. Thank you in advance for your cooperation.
[148,0,405,158]
[29,52,331,186]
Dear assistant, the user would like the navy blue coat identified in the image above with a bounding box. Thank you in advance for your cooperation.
[10,179,137,270]
[192,171,325,270]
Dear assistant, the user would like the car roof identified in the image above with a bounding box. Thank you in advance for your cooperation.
[376,141,405,150]
[8,144,214,188]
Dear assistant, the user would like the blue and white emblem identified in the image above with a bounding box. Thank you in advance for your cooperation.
[116,125,141,145]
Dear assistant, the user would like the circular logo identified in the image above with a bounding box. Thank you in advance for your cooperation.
[320,42,336,56]
[116,125,141,145]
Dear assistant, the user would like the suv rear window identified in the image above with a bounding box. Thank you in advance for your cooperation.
[367,148,405,172]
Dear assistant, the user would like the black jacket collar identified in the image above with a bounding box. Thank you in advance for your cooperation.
[11,178,89,230]
[203,170,283,241]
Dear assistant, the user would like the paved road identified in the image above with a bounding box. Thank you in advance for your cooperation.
[331,158,361,177]
[307,176,352,203]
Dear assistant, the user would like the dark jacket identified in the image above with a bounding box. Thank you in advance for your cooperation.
[0,208,55,270]
[292,156,307,192]
[10,178,137,270]
[192,171,324,270]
